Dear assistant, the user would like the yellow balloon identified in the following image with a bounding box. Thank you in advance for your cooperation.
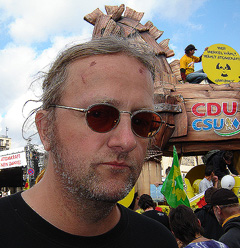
[118,187,135,207]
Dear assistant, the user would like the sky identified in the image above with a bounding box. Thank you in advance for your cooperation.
[0,0,239,149]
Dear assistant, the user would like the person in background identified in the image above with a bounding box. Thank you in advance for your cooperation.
[128,192,140,211]
[195,187,224,240]
[180,44,208,84]
[169,205,228,248]
[0,36,178,248]
[138,194,170,230]
[211,188,240,248]
[206,150,239,181]
[199,166,218,193]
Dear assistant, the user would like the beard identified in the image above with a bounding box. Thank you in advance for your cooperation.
[49,124,144,204]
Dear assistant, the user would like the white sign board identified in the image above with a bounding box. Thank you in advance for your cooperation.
[0,147,27,169]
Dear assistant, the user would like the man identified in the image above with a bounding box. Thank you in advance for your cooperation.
[211,188,240,248]
[199,166,218,193]
[180,44,208,84]
[138,194,170,230]
[0,37,178,247]
[206,150,239,180]
[195,187,224,240]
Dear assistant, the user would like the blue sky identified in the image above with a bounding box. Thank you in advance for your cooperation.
[0,0,239,148]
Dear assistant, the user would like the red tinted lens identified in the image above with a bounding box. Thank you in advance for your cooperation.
[131,111,161,138]
[86,104,119,133]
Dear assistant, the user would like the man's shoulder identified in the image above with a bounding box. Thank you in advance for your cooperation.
[220,228,240,247]
[180,54,187,61]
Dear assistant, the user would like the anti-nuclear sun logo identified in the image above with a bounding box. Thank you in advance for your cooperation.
[216,63,231,78]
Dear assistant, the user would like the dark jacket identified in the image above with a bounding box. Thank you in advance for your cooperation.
[220,215,240,248]
[142,210,170,230]
[207,151,238,179]
[195,204,224,240]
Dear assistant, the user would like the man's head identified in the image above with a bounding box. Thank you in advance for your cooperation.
[204,187,218,204]
[169,205,203,246]
[223,151,233,165]
[211,188,240,225]
[185,44,197,55]
[205,165,214,177]
[35,36,161,204]
[138,194,155,210]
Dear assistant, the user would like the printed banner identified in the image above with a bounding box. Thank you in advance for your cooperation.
[0,150,27,169]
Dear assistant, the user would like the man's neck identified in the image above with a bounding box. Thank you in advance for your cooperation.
[21,167,121,236]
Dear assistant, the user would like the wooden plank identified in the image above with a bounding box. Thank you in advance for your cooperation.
[123,6,144,21]
[154,103,181,113]
[165,49,175,58]
[159,39,169,50]
[102,19,117,36]
[171,101,188,138]
[118,17,148,32]
[161,125,175,149]
[144,21,153,30]
[117,22,135,36]
[164,140,240,155]
[170,127,240,142]
[140,32,165,55]
[174,83,240,92]
[92,15,111,38]
[148,25,164,40]
[84,8,104,25]
[172,89,240,99]
[105,4,125,21]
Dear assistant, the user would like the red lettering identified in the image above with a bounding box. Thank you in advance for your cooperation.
[207,103,221,116]
[192,103,206,117]
[223,102,237,116]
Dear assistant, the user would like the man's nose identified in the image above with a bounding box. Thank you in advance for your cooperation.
[107,114,137,153]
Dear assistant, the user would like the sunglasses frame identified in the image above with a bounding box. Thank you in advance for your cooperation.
[49,103,164,138]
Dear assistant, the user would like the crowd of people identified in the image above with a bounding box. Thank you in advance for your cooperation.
[135,188,240,248]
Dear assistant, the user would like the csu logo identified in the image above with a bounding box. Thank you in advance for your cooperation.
[191,102,240,136]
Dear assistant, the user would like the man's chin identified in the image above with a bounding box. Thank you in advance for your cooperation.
[90,184,133,204]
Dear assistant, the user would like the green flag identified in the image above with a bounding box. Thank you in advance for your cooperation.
[161,146,190,208]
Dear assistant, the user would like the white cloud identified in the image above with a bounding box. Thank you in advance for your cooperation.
[0,34,91,147]
[0,45,36,111]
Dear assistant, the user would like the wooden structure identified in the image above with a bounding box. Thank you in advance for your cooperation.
[84,4,240,158]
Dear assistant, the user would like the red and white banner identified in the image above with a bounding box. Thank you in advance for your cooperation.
[0,147,27,169]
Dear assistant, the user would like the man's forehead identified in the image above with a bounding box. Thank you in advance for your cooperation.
[61,53,154,106]
[65,54,153,88]
[68,53,149,72]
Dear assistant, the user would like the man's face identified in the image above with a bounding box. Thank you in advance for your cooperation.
[224,158,231,165]
[189,49,195,56]
[49,53,154,203]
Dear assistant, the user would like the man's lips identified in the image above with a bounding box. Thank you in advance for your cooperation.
[101,161,129,169]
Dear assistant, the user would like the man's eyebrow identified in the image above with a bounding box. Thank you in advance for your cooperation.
[97,99,121,106]
[93,99,154,111]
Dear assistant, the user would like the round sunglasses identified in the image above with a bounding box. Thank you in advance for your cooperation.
[49,103,164,138]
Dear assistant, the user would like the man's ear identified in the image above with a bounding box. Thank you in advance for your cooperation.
[35,110,51,151]
[213,205,221,215]
[197,218,201,227]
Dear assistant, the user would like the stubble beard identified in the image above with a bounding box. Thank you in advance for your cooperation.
[49,125,144,205]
